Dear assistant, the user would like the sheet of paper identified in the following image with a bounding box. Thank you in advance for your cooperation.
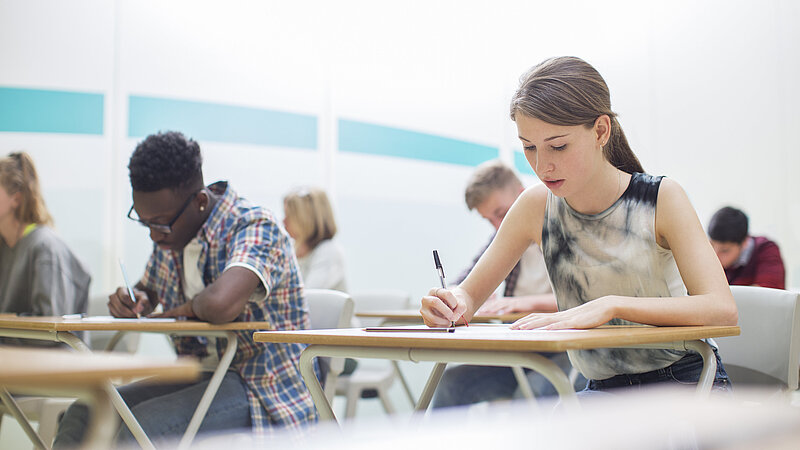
[80,315,177,322]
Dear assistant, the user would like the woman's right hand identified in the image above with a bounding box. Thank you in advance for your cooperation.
[420,287,469,327]
[108,287,152,318]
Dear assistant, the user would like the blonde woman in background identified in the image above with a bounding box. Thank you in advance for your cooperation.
[283,187,348,293]
[0,152,90,325]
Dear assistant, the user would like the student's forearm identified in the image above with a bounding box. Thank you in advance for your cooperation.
[608,294,738,326]
[191,267,260,324]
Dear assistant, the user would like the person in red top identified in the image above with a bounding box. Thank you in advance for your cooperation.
[708,206,786,289]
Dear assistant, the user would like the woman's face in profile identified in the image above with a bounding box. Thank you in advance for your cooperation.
[0,184,19,223]
[282,203,299,240]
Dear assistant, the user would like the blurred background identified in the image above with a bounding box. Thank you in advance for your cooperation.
[1,0,798,302]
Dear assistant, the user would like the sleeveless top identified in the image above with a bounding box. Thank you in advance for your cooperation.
[541,172,688,380]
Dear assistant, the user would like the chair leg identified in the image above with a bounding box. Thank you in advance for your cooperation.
[344,386,360,419]
[377,388,395,415]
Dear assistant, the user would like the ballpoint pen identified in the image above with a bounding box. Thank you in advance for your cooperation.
[118,259,141,319]
[432,250,467,327]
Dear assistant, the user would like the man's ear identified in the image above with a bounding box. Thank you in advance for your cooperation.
[196,189,209,212]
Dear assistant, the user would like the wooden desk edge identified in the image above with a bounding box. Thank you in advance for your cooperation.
[0,318,273,332]
[253,326,740,352]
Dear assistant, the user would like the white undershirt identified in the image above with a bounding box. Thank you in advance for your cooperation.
[182,238,219,371]
[512,243,553,296]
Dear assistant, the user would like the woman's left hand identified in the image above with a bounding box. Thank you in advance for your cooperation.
[510,296,617,330]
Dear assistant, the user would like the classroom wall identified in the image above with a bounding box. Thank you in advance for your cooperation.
[1,0,798,304]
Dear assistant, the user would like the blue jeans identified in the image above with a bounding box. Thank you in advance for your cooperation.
[432,352,586,408]
[584,347,731,394]
[53,371,252,448]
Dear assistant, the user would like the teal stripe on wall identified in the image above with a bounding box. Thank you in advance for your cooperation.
[0,87,104,135]
[339,119,498,167]
[128,96,317,149]
[514,150,534,175]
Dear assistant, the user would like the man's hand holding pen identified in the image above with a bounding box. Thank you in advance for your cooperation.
[108,286,153,318]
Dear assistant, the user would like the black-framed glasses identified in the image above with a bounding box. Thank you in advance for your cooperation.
[127,189,203,234]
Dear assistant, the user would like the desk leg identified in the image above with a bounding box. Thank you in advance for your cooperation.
[57,331,156,450]
[391,360,417,406]
[0,388,48,450]
[512,366,536,400]
[81,388,118,450]
[105,331,128,351]
[409,349,580,412]
[686,340,717,398]
[299,346,338,422]
[177,331,238,450]
[415,363,446,412]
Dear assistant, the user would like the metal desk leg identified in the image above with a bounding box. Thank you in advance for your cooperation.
[415,363,446,412]
[391,360,417,406]
[409,348,579,412]
[512,366,536,400]
[105,330,128,351]
[81,388,118,450]
[686,340,717,398]
[177,331,238,450]
[0,388,48,450]
[57,331,156,450]
[299,346,338,422]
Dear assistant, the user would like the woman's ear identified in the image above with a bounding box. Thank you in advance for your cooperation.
[10,191,22,209]
[594,115,612,145]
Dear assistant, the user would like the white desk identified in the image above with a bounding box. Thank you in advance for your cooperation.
[254,324,740,423]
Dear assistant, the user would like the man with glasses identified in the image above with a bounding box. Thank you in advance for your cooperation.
[55,131,316,446]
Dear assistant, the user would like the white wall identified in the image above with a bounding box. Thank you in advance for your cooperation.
[1,0,798,304]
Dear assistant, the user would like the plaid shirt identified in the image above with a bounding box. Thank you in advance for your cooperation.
[139,181,317,431]
[454,233,521,297]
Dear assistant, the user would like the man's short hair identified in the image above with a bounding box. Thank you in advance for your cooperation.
[128,131,203,192]
[708,206,748,243]
[464,160,523,210]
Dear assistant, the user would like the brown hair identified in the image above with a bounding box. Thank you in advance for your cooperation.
[0,152,53,226]
[464,160,523,210]
[510,56,643,174]
[283,187,337,250]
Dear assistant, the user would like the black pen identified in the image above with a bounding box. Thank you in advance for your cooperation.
[433,250,465,328]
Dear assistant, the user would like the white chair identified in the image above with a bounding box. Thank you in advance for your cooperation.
[335,290,412,418]
[304,289,355,403]
[715,286,800,392]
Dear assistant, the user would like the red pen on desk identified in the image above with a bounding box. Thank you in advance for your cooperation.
[432,250,468,327]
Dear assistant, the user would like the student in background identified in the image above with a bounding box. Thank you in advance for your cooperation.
[0,152,90,331]
[55,131,316,447]
[433,160,584,408]
[421,56,737,395]
[708,206,785,289]
[283,187,348,293]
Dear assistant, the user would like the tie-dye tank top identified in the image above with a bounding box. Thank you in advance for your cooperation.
[541,172,688,380]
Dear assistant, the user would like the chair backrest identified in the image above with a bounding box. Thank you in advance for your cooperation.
[305,289,354,330]
[351,290,412,327]
[304,289,354,401]
[715,286,800,390]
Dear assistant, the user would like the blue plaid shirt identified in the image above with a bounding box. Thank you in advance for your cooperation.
[139,181,317,431]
